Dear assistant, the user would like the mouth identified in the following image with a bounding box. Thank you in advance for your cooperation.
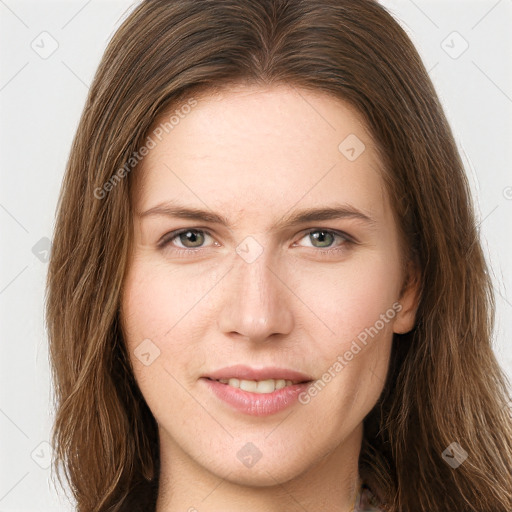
[202,364,314,395]
[201,371,315,416]
[204,376,313,394]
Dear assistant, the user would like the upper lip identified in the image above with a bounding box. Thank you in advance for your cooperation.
[203,365,313,383]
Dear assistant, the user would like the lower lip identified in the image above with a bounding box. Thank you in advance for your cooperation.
[202,378,312,416]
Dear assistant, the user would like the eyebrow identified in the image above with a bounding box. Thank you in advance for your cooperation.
[136,201,377,230]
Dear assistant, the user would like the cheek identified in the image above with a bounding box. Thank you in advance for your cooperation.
[120,261,203,419]
[294,253,400,407]
[121,253,222,340]
[120,255,225,392]
[298,251,402,343]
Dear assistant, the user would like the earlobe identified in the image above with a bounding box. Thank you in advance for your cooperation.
[393,258,421,335]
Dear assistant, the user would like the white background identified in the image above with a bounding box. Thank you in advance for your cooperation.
[0,0,511,510]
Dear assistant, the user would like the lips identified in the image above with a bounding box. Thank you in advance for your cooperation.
[200,365,315,416]
[203,364,313,383]
[202,378,314,416]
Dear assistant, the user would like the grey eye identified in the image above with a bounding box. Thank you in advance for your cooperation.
[176,230,206,248]
[308,230,335,248]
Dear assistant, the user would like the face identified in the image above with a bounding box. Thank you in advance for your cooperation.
[120,84,418,487]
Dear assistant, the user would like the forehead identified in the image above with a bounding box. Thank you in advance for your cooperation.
[132,84,389,225]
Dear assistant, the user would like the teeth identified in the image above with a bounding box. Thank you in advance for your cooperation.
[216,378,297,393]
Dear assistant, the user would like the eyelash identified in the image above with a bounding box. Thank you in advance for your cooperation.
[157,228,356,258]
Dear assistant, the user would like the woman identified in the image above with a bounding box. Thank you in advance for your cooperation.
[45,0,512,511]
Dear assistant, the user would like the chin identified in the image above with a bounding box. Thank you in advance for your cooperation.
[204,454,305,488]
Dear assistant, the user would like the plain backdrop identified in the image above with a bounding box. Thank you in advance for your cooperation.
[1,0,511,510]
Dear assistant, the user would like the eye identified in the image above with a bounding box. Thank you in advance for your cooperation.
[158,229,215,250]
[295,229,353,251]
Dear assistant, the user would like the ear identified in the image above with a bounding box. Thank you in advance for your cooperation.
[393,257,421,335]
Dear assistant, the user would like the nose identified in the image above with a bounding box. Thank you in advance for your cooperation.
[216,247,294,344]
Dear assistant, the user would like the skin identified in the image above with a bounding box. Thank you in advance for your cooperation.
[120,83,420,512]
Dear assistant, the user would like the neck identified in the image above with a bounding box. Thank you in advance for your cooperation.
[155,425,363,512]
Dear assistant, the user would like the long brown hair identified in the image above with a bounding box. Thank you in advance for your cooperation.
[45,0,512,510]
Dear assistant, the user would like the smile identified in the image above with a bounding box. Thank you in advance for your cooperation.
[211,377,307,394]
[202,377,314,416]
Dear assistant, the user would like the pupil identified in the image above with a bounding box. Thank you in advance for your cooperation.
[181,230,203,247]
[312,231,332,247]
